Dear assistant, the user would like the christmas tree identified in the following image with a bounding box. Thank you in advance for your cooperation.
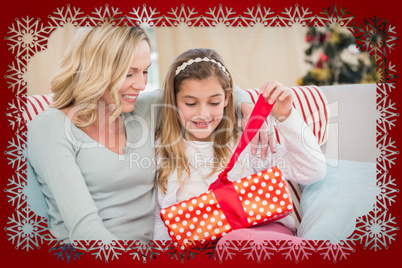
[298,26,379,86]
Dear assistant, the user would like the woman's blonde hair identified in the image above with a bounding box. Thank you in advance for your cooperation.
[156,48,241,194]
[50,23,151,128]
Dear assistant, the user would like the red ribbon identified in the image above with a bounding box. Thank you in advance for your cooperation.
[209,95,275,229]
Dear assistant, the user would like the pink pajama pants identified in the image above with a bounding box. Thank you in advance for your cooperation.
[217,222,305,245]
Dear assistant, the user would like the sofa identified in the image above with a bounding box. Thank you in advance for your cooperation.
[298,83,378,242]
[24,83,378,243]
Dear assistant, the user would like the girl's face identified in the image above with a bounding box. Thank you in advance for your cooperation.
[100,40,151,113]
[176,75,230,142]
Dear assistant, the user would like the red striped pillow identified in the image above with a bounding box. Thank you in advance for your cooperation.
[244,86,328,230]
[25,94,53,123]
[288,86,329,146]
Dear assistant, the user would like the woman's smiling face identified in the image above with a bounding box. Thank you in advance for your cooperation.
[99,40,151,113]
[176,75,229,142]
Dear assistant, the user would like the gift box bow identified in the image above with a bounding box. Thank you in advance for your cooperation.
[160,95,293,250]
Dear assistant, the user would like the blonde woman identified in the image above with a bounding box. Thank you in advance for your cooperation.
[153,48,326,241]
[27,24,259,244]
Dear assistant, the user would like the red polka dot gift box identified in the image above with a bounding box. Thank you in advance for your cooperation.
[160,95,293,251]
[160,166,293,250]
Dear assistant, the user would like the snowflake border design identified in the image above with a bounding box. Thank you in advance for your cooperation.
[3,3,399,264]
[5,173,27,211]
[316,240,356,263]
[5,207,55,251]
[350,204,399,251]
[5,17,49,61]
[216,240,278,262]
[5,96,27,132]
[49,243,84,263]
[351,17,399,83]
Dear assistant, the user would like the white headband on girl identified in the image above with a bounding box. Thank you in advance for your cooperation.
[175,57,229,77]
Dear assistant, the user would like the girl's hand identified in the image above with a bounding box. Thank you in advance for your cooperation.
[259,81,293,122]
[240,103,277,158]
[241,115,276,158]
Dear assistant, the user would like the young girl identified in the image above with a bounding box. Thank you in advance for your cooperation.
[153,48,326,242]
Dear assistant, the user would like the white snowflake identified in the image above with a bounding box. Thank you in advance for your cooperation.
[47,5,87,28]
[377,174,398,208]
[241,5,275,26]
[374,80,398,230]
[88,5,124,26]
[381,24,398,54]
[203,5,238,26]
[351,205,398,251]
[127,5,160,26]
[6,96,27,132]
[5,174,27,211]
[5,131,27,174]
[149,240,174,254]
[377,96,397,133]
[72,240,128,263]
[5,16,49,61]
[214,240,240,261]
[376,83,398,174]
[127,241,155,262]
[216,240,277,262]
[277,5,315,26]
[166,246,200,262]
[155,5,201,26]
[6,207,53,251]
[351,17,398,72]
[49,242,84,262]
[243,240,277,262]
[377,136,398,171]
[319,5,355,27]
[146,240,176,262]
[316,240,356,263]
[382,62,398,82]
[276,240,317,263]
[377,82,395,96]
[5,59,27,95]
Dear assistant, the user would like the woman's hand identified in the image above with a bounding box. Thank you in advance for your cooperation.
[259,81,293,122]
